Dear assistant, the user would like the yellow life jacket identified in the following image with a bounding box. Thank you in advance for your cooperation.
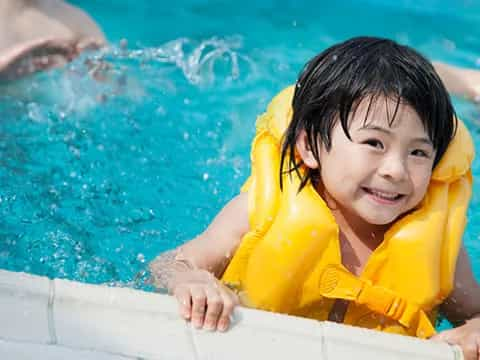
[221,85,474,338]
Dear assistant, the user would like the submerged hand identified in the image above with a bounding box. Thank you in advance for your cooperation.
[431,317,480,360]
[171,269,240,332]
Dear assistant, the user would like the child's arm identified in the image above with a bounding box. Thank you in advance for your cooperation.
[432,246,480,360]
[149,192,250,331]
[433,62,480,102]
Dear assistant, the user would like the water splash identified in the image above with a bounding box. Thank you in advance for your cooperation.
[108,36,253,85]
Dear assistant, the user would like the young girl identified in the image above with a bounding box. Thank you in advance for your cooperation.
[150,37,480,359]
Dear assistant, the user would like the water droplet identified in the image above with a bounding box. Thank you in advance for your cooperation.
[156,106,167,116]
[203,173,209,181]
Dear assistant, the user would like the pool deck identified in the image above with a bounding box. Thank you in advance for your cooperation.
[0,270,464,360]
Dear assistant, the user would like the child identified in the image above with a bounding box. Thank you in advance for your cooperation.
[150,37,480,359]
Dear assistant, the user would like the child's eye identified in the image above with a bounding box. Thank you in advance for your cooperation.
[363,139,384,149]
[411,149,430,158]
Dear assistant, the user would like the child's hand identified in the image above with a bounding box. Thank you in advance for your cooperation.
[171,269,240,332]
[431,317,480,360]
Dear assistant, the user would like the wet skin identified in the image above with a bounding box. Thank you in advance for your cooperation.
[0,0,105,81]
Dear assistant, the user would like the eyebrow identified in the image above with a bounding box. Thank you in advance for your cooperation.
[359,125,433,146]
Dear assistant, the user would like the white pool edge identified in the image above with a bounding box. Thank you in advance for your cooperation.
[0,269,464,360]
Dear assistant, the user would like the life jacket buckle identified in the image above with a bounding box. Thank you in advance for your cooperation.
[385,297,407,320]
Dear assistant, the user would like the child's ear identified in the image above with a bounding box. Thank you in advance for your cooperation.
[295,130,320,169]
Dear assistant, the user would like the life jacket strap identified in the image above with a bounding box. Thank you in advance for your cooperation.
[319,265,436,338]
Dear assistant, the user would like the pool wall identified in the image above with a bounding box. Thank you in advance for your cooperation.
[0,270,464,359]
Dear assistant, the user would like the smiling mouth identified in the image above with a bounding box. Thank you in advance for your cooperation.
[362,187,405,203]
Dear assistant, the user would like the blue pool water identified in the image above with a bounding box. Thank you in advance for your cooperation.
[0,0,479,307]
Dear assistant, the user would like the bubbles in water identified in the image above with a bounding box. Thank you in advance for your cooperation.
[137,253,146,263]
[156,106,167,116]
[27,103,49,123]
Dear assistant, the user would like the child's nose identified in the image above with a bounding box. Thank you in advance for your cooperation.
[377,155,408,182]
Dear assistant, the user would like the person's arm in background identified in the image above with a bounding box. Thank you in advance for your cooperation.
[434,61,480,102]
[33,0,106,45]
[0,0,105,80]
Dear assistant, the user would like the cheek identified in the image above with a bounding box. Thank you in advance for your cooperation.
[319,159,357,203]
[410,169,433,204]
[319,150,345,186]
[319,146,368,187]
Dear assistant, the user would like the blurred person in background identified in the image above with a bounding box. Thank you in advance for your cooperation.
[0,0,106,82]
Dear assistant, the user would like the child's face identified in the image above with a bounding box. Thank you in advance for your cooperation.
[300,97,436,228]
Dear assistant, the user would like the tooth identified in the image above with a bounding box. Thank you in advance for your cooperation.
[371,190,397,199]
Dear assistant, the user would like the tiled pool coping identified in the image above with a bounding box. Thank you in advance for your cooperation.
[0,270,464,359]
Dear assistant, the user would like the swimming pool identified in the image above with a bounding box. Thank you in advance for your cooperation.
[0,0,479,311]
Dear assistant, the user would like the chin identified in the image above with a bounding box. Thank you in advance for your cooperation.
[362,214,399,226]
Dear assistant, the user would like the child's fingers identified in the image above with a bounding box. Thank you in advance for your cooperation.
[476,337,480,360]
[431,329,480,360]
[458,340,478,360]
[173,285,192,320]
[216,289,239,332]
[203,287,224,331]
[431,329,459,344]
[190,286,207,329]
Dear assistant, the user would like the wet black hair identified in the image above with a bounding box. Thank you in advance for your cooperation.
[280,36,457,191]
